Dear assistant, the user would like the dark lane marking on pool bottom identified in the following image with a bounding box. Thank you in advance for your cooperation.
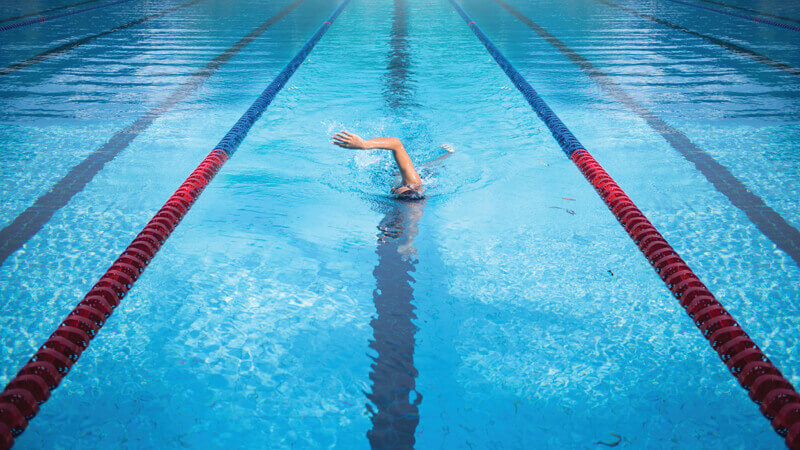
[0,0,103,25]
[0,0,308,266]
[696,0,800,26]
[383,0,416,112]
[0,0,135,32]
[368,202,424,449]
[661,0,800,33]
[594,0,800,78]
[492,0,800,266]
[367,0,422,447]
[0,0,205,76]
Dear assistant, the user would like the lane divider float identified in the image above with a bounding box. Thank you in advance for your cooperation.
[491,0,800,268]
[0,0,350,447]
[0,0,308,267]
[0,0,134,32]
[447,1,800,447]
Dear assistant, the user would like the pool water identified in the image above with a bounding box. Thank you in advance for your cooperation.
[1,0,799,447]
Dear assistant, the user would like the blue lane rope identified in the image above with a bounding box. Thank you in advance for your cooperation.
[446,2,800,446]
[0,0,135,32]
[448,0,584,157]
[662,0,800,32]
[0,0,351,446]
[215,0,350,156]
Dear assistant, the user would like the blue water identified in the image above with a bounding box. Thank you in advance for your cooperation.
[1,0,799,447]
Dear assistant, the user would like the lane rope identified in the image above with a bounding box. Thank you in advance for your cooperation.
[0,0,135,32]
[492,0,800,268]
[661,0,800,33]
[0,0,308,267]
[0,0,349,447]
[447,1,800,447]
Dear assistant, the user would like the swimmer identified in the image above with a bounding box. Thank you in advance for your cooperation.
[332,131,424,199]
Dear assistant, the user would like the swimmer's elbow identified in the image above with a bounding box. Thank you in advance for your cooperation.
[388,137,404,152]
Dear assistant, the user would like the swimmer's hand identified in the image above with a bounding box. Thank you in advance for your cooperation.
[332,131,368,149]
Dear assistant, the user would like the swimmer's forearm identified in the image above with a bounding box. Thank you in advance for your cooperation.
[362,137,403,151]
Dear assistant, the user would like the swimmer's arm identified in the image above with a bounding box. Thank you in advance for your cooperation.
[370,138,422,187]
[421,150,454,168]
[332,131,422,186]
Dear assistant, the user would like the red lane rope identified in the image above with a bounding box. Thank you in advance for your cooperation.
[571,150,800,448]
[0,0,350,445]
[448,0,800,446]
[0,149,228,447]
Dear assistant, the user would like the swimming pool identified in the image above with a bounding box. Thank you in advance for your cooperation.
[1,0,799,447]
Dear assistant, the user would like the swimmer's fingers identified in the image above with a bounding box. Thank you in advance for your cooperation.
[332,132,352,144]
[341,130,364,142]
[332,139,350,147]
[332,138,356,149]
[332,140,350,148]
[333,132,361,149]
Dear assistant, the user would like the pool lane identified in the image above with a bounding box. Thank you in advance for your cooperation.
[0,0,104,25]
[695,0,800,25]
[490,0,800,267]
[0,0,308,266]
[0,0,135,33]
[660,0,800,33]
[595,0,800,78]
[0,0,207,76]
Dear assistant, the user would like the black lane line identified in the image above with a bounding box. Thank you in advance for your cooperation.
[493,0,800,267]
[696,0,800,25]
[383,0,417,112]
[0,0,135,32]
[368,203,424,449]
[0,0,205,77]
[366,0,422,448]
[594,0,800,78]
[0,0,103,25]
[0,0,308,266]
[661,0,800,33]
